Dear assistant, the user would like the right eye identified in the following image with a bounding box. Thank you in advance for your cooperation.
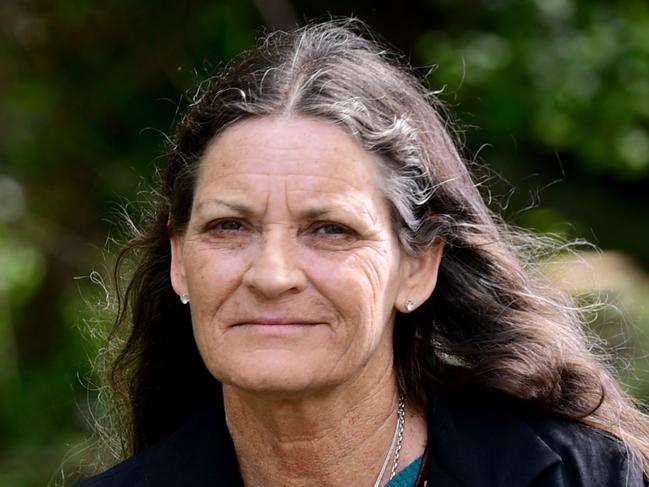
[207,219,246,232]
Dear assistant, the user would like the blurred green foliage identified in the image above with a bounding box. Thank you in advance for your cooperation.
[423,1,649,174]
[1,0,648,485]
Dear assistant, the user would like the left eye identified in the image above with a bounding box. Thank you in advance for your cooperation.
[315,223,351,236]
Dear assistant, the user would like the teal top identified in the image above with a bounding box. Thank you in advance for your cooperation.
[384,455,422,487]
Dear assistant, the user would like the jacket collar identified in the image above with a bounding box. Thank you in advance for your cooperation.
[154,399,243,486]
[161,393,561,487]
[425,393,561,487]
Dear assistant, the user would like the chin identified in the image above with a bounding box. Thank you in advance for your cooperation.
[206,350,340,399]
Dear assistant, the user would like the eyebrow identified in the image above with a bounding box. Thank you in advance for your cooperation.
[195,198,256,216]
[195,198,353,220]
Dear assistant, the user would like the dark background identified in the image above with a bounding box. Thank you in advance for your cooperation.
[1,1,648,485]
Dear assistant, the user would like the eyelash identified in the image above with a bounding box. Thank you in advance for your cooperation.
[313,222,354,237]
[205,219,355,238]
[209,219,245,231]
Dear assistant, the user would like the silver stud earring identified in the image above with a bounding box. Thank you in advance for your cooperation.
[405,300,416,312]
[180,293,190,305]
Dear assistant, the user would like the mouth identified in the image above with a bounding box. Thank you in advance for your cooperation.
[233,320,323,327]
[231,319,325,334]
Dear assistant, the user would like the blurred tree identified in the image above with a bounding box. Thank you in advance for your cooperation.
[410,0,649,263]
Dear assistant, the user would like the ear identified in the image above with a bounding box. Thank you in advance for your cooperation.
[170,231,188,298]
[396,239,444,313]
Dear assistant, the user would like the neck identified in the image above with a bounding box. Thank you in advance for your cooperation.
[223,374,427,487]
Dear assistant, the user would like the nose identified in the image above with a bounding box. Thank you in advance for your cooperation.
[242,230,307,298]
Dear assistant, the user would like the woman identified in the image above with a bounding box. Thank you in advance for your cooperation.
[73,19,648,486]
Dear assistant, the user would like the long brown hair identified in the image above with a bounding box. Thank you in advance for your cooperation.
[101,18,649,475]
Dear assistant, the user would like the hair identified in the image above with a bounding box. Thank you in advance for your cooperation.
[101,17,649,476]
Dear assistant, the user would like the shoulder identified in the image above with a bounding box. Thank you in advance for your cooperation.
[525,410,643,486]
[69,447,159,487]
[426,391,644,486]
[68,401,242,487]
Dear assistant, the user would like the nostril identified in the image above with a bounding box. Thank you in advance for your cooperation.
[242,243,307,297]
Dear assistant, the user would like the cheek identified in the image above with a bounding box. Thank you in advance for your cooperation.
[306,245,400,330]
[183,246,249,321]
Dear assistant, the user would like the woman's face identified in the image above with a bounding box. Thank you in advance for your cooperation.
[171,116,424,397]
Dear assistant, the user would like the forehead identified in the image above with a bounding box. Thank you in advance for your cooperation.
[196,116,383,195]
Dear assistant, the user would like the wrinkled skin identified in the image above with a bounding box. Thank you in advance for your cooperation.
[170,116,441,400]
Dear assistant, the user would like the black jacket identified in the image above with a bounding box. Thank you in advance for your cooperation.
[71,394,645,486]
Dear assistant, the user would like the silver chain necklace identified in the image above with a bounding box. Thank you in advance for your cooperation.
[372,395,406,487]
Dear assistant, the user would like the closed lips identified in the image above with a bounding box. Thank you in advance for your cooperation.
[234,320,323,326]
